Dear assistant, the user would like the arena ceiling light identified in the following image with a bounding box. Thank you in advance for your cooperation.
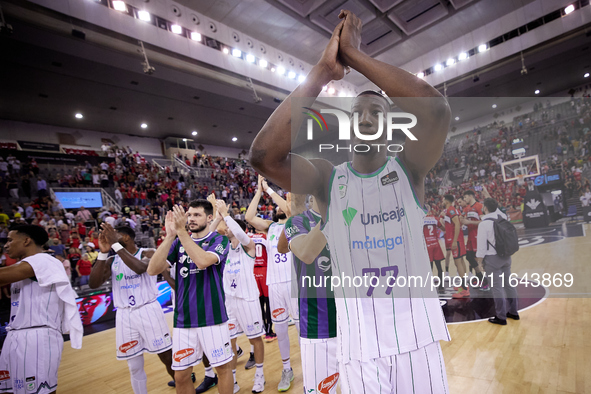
[75,113,83,119]
[171,24,182,34]
[190,32,201,41]
[458,52,468,61]
[564,4,575,14]
[222,47,229,55]
[492,104,497,108]
[434,64,442,72]
[585,73,590,78]
[288,71,296,79]
[534,89,540,94]
[446,58,455,66]
[322,85,328,92]
[277,66,285,75]
[246,54,255,63]
[137,10,151,22]
[478,44,488,53]
[182,138,187,141]
[271,67,276,72]
[298,75,306,83]
[416,72,424,78]
[455,116,460,121]
[141,123,148,129]
[232,49,242,58]
[112,1,127,12]
[232,137,238,142]
[192,131,197,136]
[327,87,335,95]
[259,59,268,68]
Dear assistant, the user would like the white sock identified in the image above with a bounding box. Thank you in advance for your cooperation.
[127,356,147,394]
[282,359,291,371]
[236,343,240,351]
[233,369,236,383]
[255,363,264,376]
[205,366,215,378]
[250,344,254,353]
[275,322,290,361]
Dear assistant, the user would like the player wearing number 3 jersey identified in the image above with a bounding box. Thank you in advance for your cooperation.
[89,224,174,394]
[250,9,451,392]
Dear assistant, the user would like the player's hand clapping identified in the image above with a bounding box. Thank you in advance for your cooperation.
[97,232,111,253]
[100,223,119,247]
[337,10,362,66]
[164,211,178,238]
[216,200,229,218]
[171,205,188,234]
[312,17,346,85]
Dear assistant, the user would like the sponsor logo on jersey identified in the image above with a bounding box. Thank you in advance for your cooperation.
[342,207,357,226]
[318,373,339,394]
[11,301,19,307]
[173,348,195,362]
[360,207,405,225]
[228,323,236,330]
[179,246,185,253]
[380,171,399,186]
[317,256,331,272]
[153,337,164,348]
[224,342,232,356]
[215,244,225,254]
[120,283,140,290]
[119,340,139,353]
[123,274,141,280]
[164,333,172,345]
[284,225,299,238]
[116,273,124,281]
[11,287,20,295]
[26,376,36,392]
[0,371,10,381]
[272,308,285,318]
[352,236,403,250]
[338,184,347,199]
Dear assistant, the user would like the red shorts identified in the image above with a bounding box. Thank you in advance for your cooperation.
[254,266,268,298]
[465,237,477,252]
[445,238,466,259]
[427,242,445,262]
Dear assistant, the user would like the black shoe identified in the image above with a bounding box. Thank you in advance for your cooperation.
[488,317,507,326]
[195,375,218,393]
[168,372,196,387]
[236,346,244,358]
[506,312,520,320]
[245,352,256,370]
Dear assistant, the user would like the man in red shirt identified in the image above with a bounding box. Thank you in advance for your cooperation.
[441,194,469,298]
[461,190,488,290]
[423,206,445,292]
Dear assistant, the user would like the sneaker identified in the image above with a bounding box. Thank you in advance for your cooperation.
[278,368,294,392]
[479,284,490,291]
[252,373,265,393]
[506,312,520,320]
[234,382,240,393]
[263,334,277,342]
[195,375,218,394]
[245,352,256,370]
[236,347,244,358]
[167,372,196,388]
[488,317,507,326]
[452,288,470,299]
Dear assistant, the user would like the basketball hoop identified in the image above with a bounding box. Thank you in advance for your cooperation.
[517,174,525,186]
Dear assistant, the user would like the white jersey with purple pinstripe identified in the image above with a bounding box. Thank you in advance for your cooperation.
[224,243,259,301]
[321,156,450,364]
[111,248,159,309]
[266,222,292,285]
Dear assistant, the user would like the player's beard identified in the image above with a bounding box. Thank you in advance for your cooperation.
[189,223,206,233]
[274,212,287,221]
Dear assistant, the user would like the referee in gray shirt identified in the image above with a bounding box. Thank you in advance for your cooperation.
[476,198,520,326]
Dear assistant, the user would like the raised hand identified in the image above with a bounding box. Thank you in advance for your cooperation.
[337,10,362,66]
[314,18,346,84]
[257,175,264,192]
[100,223,120,246]
[216,200,229,217]
[97,232,111,253]
[164,210,178,238]
[285,192,293,218]
[261,179,269,191]
[172,205,188,233]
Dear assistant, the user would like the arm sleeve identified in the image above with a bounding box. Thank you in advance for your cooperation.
[223,216,251,246]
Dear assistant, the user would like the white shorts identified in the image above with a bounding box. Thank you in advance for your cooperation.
[301,337,339,394]
[0,327,63,394]
[268,282,299,324]
[172,323,233,370]
[339,341,449,394]
[226,295,265,340]
[116,299,172,360]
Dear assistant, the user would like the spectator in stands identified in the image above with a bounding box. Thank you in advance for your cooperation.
[37,176,47,197]
[49,238,67,258]
[84,242,98,263]
[0,208,8,226]
[76,206,92,222]
[76,253,93,286]
[581,187,591,207]
[0,158,7,175]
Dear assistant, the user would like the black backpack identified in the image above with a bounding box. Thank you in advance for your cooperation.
[486,216,519,258]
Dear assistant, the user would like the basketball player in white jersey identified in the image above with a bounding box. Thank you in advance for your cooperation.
[250,10,451,392]
[0,224,83,394]
[210,200,266,393]
[88,223,174,393]
[245,175,298,391]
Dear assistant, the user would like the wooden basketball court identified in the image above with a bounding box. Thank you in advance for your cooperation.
[57,222,591,393]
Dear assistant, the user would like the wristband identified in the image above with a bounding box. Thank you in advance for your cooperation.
[265,187,275,195]
[112,242,124,253]
[97,252,109,261]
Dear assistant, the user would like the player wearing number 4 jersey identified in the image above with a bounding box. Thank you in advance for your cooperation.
[210,199,266,393]
[250,9,451,392]
[89,223,174,394]
[148,200,233,394]
[0,225,83,394]
[246,175,298,392]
